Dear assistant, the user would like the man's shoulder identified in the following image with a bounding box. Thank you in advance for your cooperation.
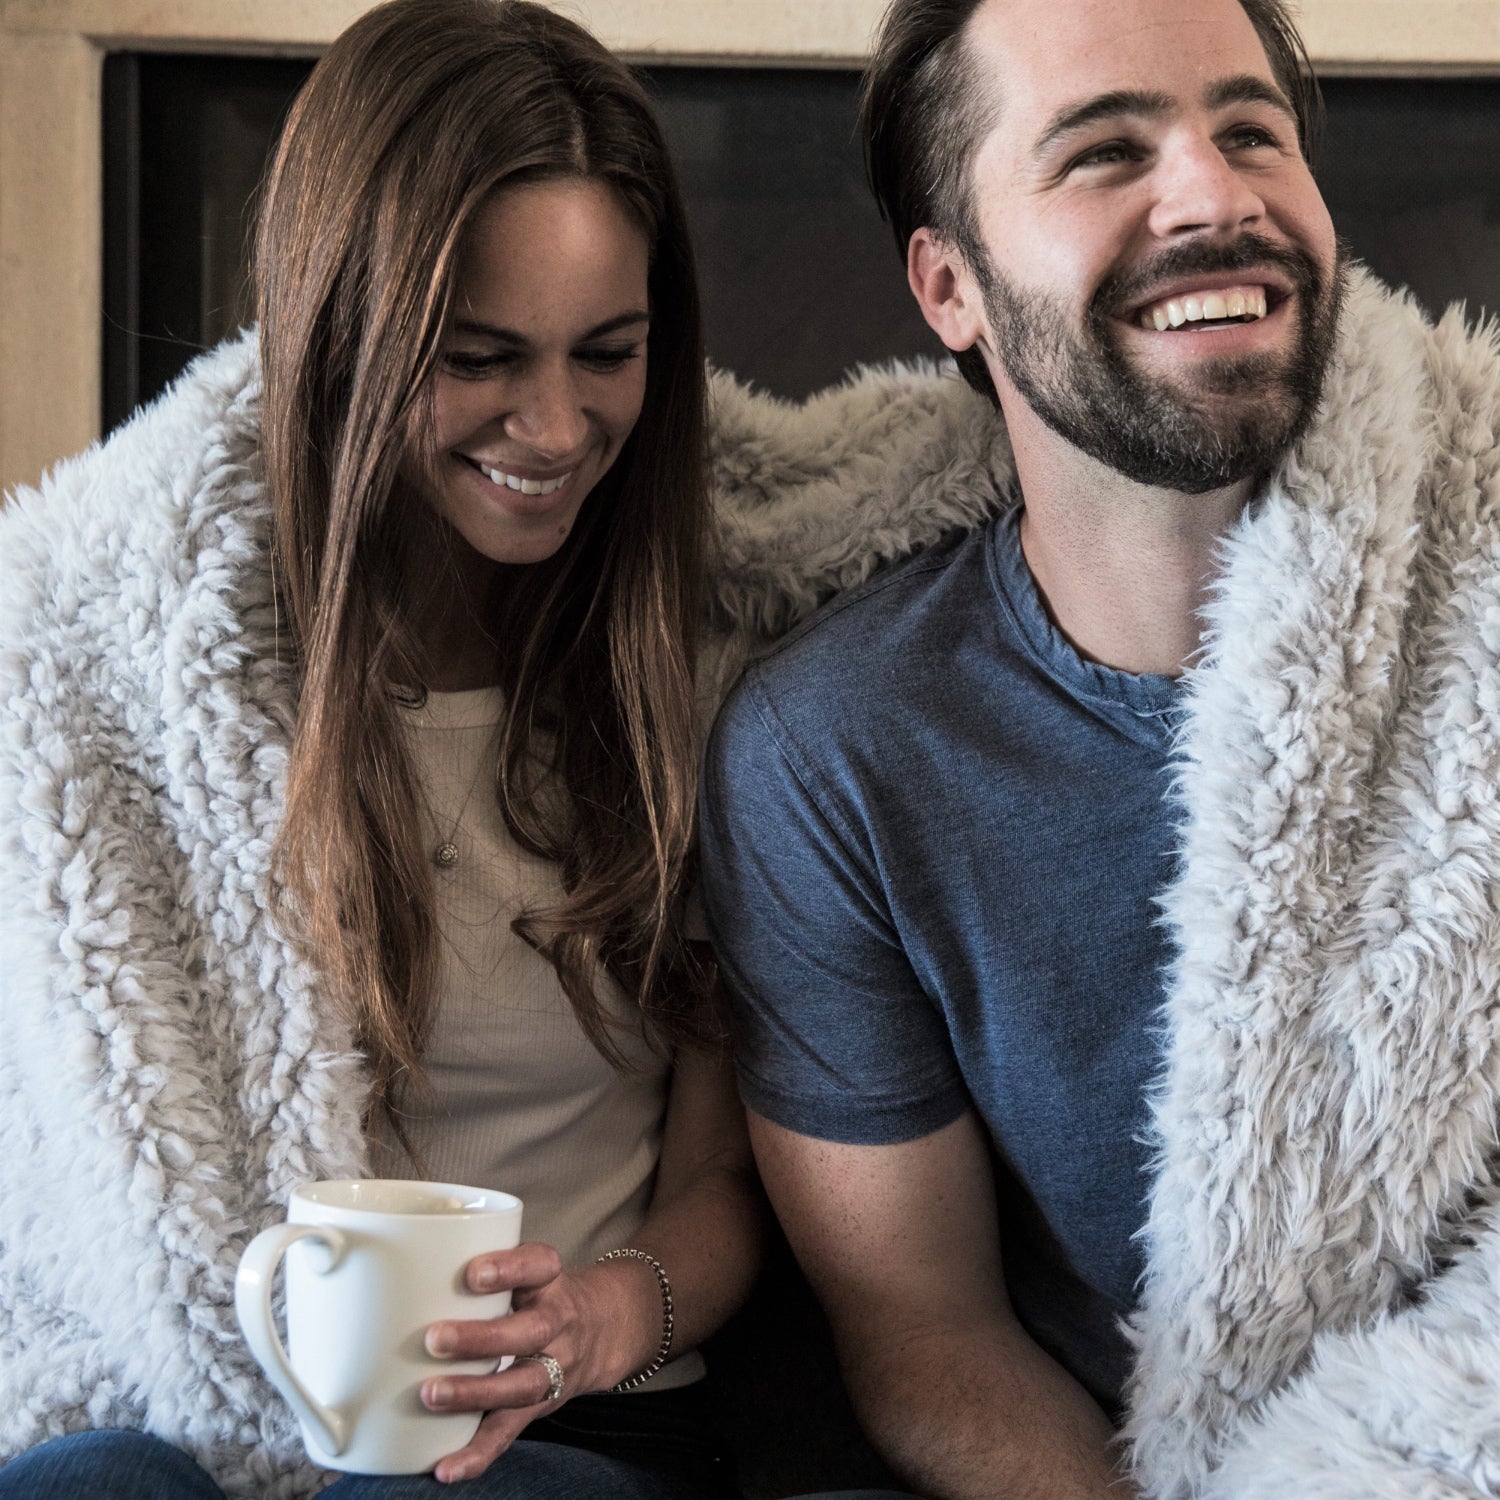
[708,361,1013,643]
[745,523,992,708]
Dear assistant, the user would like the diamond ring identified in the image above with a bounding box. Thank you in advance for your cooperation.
[515,1352,565,1402]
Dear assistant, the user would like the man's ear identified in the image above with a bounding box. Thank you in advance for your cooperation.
[908,228,986,354]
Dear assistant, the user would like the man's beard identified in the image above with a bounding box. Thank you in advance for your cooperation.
[979,234,1347,495]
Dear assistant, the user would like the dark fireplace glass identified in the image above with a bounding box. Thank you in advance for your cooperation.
[103,57,1500,435]
[103,55,314,432]
[1314,78,1500,322]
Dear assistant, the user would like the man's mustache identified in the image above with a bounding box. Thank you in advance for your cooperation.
[1096,233,1321,318]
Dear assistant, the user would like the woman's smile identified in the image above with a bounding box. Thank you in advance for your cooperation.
[453,451,586,519]
[458,455,577,496]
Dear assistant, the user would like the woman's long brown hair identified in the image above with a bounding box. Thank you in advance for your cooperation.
[255,0,711,1128]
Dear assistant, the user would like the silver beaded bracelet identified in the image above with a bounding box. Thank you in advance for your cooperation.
[595,1247,674,1391]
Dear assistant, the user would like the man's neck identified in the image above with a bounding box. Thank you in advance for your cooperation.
[1005,400,1252,678]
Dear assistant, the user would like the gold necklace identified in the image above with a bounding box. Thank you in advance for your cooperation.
[417,701,502,872]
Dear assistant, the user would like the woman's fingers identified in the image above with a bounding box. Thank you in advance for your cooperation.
[425,1300,562,1358]
[422,1357,558,1415]
[464,1240,562,1294]
[420,1250,586,1483]
[431,1403,543,1484]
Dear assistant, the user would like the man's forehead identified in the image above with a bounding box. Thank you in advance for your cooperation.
[964,0,1281,128]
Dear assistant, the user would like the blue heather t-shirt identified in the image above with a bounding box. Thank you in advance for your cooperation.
[699,507,1181,1412]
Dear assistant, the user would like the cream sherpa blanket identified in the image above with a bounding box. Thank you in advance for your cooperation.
[4,270,1500,1498]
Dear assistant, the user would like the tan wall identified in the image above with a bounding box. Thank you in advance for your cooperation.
[3,0,1499,498]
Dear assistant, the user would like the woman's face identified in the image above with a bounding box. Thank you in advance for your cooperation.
[426,178,651,568]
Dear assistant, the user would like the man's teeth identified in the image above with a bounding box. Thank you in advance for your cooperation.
[1138,288,1269,330]
[477,463,572,495]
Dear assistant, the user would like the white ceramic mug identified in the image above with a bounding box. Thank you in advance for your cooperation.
[234,1178,524,1474]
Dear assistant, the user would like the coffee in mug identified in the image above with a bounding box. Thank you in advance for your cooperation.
[235,1178,523,1474]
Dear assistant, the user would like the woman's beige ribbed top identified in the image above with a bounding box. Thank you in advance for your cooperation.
[373,687,702,1390]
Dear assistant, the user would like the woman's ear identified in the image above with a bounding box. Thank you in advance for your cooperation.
[907,227,987,355]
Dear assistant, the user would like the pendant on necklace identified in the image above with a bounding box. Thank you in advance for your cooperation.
[433,841,460,870]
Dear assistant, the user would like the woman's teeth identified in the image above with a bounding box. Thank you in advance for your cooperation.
[476,463,572,496]
[1137,287,1270,331]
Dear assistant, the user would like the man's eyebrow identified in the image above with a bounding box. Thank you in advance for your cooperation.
[1033,89,1174,158]
[1032,74,1297,160]
[451,310,651,342]
[1204,73,1297,121]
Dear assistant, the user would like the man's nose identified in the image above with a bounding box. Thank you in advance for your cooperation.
[1146,136,1266,241]
[503,367,589,457]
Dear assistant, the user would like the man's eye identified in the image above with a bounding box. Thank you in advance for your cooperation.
[577,345,642,372]
[1227,124,1281,150]
[1070,141,1140,171]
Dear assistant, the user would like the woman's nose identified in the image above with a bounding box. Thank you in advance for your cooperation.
[503,368,588,458]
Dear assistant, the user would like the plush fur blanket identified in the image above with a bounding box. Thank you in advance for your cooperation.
[3,268,1500,1498]
[0,330,1008,1496]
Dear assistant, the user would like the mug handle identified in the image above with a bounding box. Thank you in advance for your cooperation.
[234,1223,352,1456]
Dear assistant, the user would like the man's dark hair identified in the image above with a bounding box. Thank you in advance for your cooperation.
[859,0,1326,395]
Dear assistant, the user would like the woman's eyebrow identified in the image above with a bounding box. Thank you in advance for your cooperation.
[581,311,651,338]
[451,310,650,343]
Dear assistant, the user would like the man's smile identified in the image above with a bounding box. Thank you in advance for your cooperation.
[1110,264,1297,339]
[1134,283,1268,330]
[1097,260,1308,366]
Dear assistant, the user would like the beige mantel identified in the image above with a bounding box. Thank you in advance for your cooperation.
[3,0,1499,498]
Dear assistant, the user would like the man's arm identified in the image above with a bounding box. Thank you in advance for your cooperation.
[750,1107,1135,1500]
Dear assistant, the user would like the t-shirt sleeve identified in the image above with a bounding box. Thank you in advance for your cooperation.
[698,666,968,1145]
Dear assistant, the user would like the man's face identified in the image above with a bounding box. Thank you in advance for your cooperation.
[956,0,1343,493]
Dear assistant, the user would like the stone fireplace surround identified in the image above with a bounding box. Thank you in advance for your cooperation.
[1,0,1497,497]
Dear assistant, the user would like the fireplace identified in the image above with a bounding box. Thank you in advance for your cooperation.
[99,57,938,431]
[101,58,1500,435]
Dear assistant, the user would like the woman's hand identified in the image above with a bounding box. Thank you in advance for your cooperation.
[420,1042,766,1484]
[419,1241,660,1484]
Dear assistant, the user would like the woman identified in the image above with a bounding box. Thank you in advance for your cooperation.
[0,1,760,1495]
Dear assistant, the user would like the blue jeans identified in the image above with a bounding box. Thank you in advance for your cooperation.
[0,1397,727,1500]
[0,1431,225,1500]
[0,1432,915,1499]
[319,1435,714,1499]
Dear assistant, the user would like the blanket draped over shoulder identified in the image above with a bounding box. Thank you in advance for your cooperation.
[4,269,1500,1498]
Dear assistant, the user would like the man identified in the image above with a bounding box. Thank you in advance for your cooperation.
[699,0,1500,1496]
